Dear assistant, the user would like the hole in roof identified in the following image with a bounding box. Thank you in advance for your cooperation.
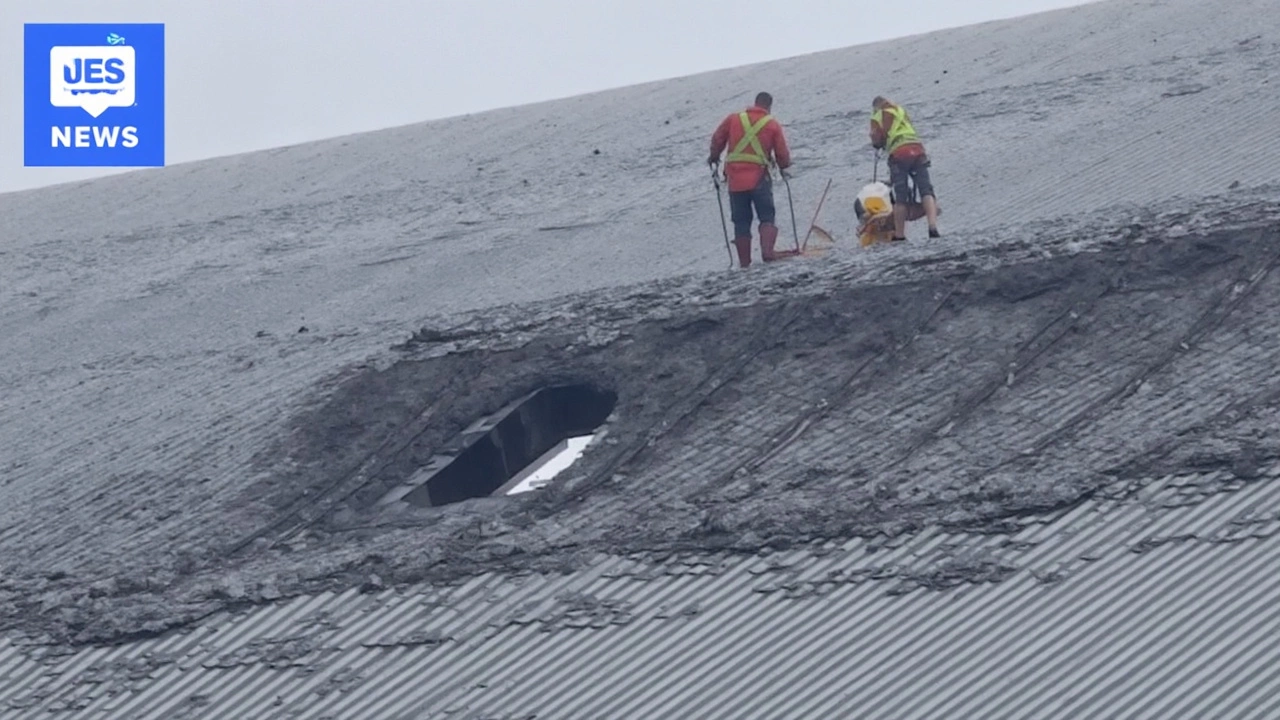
[386,384,616,508]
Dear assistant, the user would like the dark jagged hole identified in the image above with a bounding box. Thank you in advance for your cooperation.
[401,384,617,507]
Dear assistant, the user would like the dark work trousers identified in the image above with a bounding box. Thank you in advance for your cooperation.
[728,174,776,238]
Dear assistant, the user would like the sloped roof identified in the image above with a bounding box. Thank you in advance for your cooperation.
[3,0,1280,716]
[4,459,1280,717]
[6,196,1280,716]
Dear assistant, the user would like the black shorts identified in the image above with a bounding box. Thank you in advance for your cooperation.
[889,153,935,203]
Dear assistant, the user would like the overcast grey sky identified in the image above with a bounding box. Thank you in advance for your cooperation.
[1,0,1097,194]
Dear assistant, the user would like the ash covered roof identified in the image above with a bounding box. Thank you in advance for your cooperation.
[3,0,1280,717]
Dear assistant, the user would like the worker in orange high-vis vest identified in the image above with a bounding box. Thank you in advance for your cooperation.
[870,96,941,241]
[709,92,797,268]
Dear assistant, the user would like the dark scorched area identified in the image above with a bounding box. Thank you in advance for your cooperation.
[7,198,1280,647]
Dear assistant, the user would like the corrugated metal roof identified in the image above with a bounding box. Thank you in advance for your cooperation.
[4,0,1280,716]
[4,463,1279,719]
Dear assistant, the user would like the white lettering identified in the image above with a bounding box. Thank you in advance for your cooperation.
[47,126,143,149]
[93,126,120,148]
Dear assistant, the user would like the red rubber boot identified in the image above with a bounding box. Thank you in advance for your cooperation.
[760,223,800,261]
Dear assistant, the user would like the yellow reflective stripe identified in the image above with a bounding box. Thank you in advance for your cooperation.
[726,112,772,165]
[884,106,920,154]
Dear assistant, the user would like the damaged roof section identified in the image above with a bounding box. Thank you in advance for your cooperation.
[2,0,1279,713]
[3,0,1280,653]
[184,205,1280,610]
[4,193,1280,651]
[377,383,617,507]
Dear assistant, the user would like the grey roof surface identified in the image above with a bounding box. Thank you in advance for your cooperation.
[3,0,1280,716]
[3,461,1280,718]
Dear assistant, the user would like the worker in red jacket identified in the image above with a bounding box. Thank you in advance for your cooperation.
[709,92,796,267]
[870,96,941,241]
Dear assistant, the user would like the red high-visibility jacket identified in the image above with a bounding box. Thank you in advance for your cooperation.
[710,106,792,192]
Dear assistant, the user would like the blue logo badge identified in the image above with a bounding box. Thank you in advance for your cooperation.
[24,23,165,168]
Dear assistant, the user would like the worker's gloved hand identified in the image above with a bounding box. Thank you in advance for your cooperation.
[707,156,719,167]
[779,167,793,179]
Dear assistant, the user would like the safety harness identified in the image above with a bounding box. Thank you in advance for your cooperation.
[726,111,773,165]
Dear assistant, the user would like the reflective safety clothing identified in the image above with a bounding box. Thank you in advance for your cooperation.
[726,112,773,165]
[870,103,925,159]
[710,106,792,192]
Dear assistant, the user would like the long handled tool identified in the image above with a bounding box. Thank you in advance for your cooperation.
[801,178,833,253]
[710,163,732,269]
[781,172,800,252]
